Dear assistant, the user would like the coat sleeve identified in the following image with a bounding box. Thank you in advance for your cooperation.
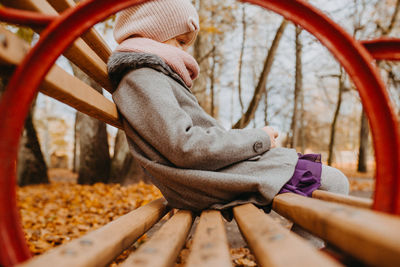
[112,68,271,171]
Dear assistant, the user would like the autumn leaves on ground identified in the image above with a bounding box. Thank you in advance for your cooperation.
[18,167,374,267]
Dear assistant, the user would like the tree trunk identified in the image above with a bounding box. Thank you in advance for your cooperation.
[289,26,303,148]
[355,0,399,172]
[264,88,269,125]
[71,64,110,184]
[233,19,288,129]
[73,114,80,172]
[17,105,49,186]
[110,130,131,182]
[1,78,48,186]
[210,46,217,118]
[237,4,247,127]
[110,130,146,184]
[327,69,344,166]
[299,78,305,153]
[357,109,369,172]
[209,9,217,118]
[192,0,211,111]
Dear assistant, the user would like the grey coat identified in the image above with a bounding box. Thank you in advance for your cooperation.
[108,52,298,215]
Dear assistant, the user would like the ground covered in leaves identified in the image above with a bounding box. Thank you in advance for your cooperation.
[17,168,374,266]
[18,180,162,256]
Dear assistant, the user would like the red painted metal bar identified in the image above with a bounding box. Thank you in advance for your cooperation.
[241,0,400,211]
[0,7,56,27]
[362,38,400,61]
[0,0,399,265]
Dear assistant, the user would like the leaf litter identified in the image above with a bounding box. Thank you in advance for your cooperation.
[18,168,371,266]
[18,181,162,256]
[17,180,258,266]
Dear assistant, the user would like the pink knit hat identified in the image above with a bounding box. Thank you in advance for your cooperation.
[114,0,200,44]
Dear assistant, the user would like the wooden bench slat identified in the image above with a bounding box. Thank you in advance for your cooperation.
[312,190,373,209]
[46,0,112,63]
[17,198,168,267]
[64,39,113,92]
[120,210,193,267]
[0,0,55,14]
[0,0,114,93]
[233,204,341,267]
[42,66,122,128]
[185,210,233,267]
[0,27,122,129]
[0,27,29,66]
[273,193,400,267]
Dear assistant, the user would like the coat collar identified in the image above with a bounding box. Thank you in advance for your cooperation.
[107,52,190,92]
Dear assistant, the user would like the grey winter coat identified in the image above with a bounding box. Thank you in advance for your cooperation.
[108,52,298,215]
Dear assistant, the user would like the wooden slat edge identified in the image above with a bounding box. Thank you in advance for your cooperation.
[42,66,122,129]
[18,198,168,267]
[1,0,114,93]
[234,204,342,267]
[186,210,233,267]
[312,190,373,209]
[273,193,400,267]
[65,39,113,92]
[46,0,112,63]
[81,30,112,63]
[0,27,29,65]
[0,27,122,129]
[120,210,193,267]
[1,0,56,14]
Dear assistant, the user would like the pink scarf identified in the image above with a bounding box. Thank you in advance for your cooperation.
[115,38,200,88]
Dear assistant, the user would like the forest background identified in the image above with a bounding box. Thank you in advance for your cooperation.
[2,0,399,187]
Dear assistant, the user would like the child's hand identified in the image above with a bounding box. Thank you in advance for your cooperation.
[262,126,278,148]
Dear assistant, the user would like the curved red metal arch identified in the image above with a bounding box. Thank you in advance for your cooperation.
[362,38,400,61]
[0,7,55,27]
[240,1,400,211]
[0,0,399,265]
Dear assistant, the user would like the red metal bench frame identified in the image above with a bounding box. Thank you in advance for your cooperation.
[0,0,399,265]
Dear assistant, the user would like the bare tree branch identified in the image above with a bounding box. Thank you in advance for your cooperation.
[232,19,288,129]
[382,0,400,36]
[197,47,216,64]
[289,26,303,149]
[237,4,247,127]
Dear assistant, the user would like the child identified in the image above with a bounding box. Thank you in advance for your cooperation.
[108,0,349,225]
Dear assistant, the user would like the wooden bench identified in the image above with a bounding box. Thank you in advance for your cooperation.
[1,0,400,266]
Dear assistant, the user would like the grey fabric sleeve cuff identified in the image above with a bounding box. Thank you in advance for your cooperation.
[230,128,271,155]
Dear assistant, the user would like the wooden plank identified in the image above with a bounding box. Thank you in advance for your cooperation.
[18,198,168,267]
[233,204,342,267]
[62,39,113,92]
[0,0,55,14]
[42,66,122,128]
[0,26,122,129]
[120,210,193,267]
[0,0,114,93]
[0,27,30,66]
[46,0,112,63]
[185,210,232,267]
[273,193,400,267]
[312,190,373,209]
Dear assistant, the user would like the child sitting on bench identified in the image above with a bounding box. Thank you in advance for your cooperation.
[107,0,349,247]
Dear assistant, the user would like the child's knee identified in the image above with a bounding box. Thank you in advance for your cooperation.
[319,165,349,195]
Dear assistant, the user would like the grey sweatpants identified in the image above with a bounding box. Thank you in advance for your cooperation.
[292,165,349,248]
[320,165,350,195]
